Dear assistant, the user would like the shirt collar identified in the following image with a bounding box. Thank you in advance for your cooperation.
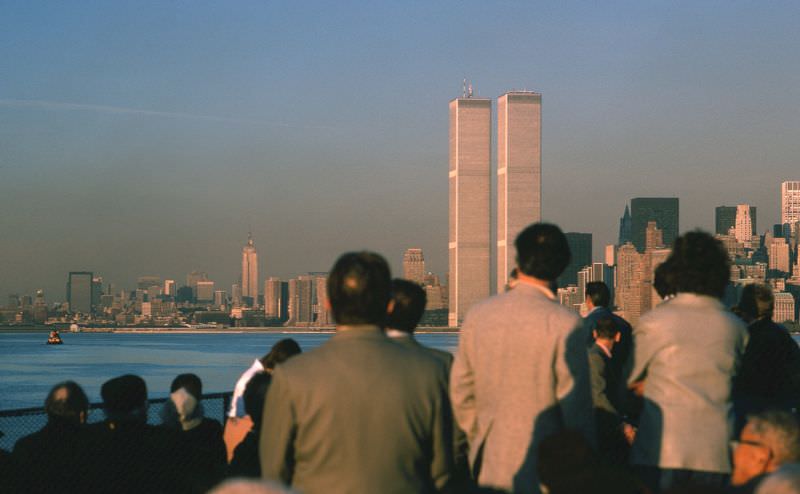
[386,329,413,339]
[595,340,613,358]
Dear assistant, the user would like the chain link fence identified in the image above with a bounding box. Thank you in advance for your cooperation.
[0,392,231,451]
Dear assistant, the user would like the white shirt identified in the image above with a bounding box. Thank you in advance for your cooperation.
[228,358,264,418]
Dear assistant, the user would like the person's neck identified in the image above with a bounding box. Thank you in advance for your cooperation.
[516,272,552,291]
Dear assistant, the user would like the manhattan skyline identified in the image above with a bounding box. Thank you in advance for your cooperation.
[3,2,800,298]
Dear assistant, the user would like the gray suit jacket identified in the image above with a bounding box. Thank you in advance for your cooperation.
[260,325,454,494]
[628,293,747,473]
[450,283,595,494]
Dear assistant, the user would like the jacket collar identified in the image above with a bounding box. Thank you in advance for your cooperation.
[514,280,556,300]
[332,324,386,341]
[668,292,725,309]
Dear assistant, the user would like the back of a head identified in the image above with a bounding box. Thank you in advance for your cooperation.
[327,251,391,326]
[739,284,775,322]
[653,259,677,299]
[101,374,148,421]
[594,316,619,340]
[208,479,297,494]
[748,410,800,467]
[45,380,89,426]
[386,278,427,333]
[170,373,202,400]
[515,223,571,282]
[585,282,611,308]
[666,230,730,299]
[261,338,302,371]
[755,464,800,494]
[243,371,272,427]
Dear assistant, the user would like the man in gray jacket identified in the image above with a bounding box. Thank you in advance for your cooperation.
[450,223,595,494]
[260,252,453,494]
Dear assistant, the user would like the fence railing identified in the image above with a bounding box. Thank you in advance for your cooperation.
[0,392,232,451]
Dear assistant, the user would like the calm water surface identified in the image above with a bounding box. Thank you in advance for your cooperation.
[0,331,459,410]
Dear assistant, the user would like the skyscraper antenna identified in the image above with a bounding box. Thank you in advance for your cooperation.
[463,78,467,98]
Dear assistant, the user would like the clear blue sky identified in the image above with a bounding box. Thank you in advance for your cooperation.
[2,1,800,299]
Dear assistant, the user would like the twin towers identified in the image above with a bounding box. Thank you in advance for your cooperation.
[449,91,542,326]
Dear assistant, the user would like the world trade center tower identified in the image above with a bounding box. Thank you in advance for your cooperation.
[449,96,491,326]
[496,91,542,292]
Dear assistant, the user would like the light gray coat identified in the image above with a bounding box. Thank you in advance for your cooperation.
[450,282,595,494]
[628,293,748,473]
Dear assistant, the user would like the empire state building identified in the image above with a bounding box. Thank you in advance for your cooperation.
[242,233,259,306]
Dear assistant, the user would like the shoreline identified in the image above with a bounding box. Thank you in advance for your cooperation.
[0,326,460,334]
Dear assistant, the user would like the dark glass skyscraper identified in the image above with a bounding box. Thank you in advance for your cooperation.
[67,271,93,314]
[618,205,632,245]
[558,232,592,287]
[631,198,679,253]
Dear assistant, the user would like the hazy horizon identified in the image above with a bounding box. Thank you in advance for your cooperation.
[2,1,800,300]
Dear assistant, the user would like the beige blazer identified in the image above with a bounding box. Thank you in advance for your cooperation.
[628,293,747,473]
[259,325,454,494]
[450,283,595,494]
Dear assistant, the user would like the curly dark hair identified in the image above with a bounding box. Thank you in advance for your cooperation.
[665,230,730,299]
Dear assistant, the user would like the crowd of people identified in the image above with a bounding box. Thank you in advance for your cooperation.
[2,222,800,494]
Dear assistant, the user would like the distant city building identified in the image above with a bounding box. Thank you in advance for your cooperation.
[231,283,242,307]
[187,271,209,300]
[735,204,754,245]
[288,276,314,325]
[402,248,426,285]
[558,233,592,288]
[615,244,643,324]
[163,279,176,297]
[496,91,542,292]
[67,271,93,314]
[774,292,796,323]
[630,198,679,253]
[214,290,227,308]
[264,277,283,319]
[137,276,161,291]
[196,281,215,302]
[449,94,491,326]
[716,205,757,237]
[241,233,259,306]
[313,274,332,326]
[618,205,632,245]
[769,238,791,274]
[782,181,800,233]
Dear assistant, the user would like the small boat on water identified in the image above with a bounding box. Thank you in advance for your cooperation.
[47,331,63,345]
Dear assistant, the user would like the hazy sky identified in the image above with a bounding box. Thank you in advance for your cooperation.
[2,1,800,300]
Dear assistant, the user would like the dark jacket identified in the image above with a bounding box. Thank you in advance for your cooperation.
[12,422,86,494]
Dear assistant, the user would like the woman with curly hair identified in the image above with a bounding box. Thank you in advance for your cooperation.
[628,231,748,492]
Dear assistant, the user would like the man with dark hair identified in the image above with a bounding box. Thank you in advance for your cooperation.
[12,381,89,494]
[588,316,630,465]
[733,284,800,429]
[260,251,453,493]
[584,281,633,391]
[451,223,595,494]
[80,374,185,494]
[729,410,800,493]
[386,278,470,487]
[628,231,748,492]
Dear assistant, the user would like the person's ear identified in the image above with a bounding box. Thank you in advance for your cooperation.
[386,299,395,315]
[79,411,86,424]
[614,332,621,343]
